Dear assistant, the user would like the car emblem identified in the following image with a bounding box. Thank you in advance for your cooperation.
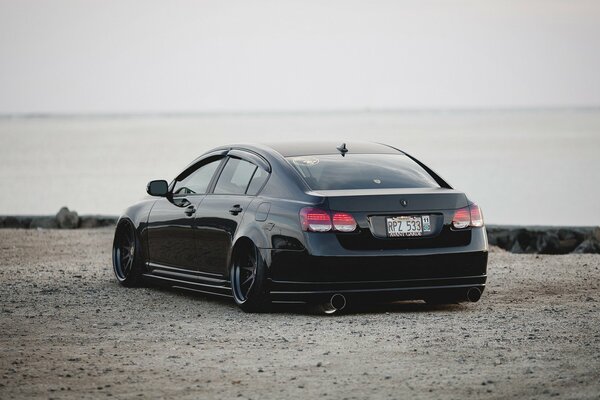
[373,179,381,184]
[400,199,408,207]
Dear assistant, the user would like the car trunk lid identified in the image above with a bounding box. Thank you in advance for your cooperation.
[308,187,468,212]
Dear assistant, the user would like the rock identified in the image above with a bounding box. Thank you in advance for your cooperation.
[485,226,599,254]
[592,227,600,243]
[487,231,507,250]
[558,238,579,253]
[56,207,79,229]
[535,232,561,254]
[573,239,600,254]
[0,216,31,229]
[510,240,525,254]
[29,217,58,229]
[511,229,533,253]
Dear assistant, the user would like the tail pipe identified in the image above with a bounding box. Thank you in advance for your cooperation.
[466,287,482,302]
[321,293,347,314]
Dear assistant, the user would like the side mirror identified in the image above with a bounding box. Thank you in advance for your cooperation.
[147,180,169,197]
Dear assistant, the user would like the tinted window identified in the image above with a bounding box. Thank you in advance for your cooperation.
[246,167,269,195]
[287,154,440,190]
[214,158,257,195]
[173,159,222,195]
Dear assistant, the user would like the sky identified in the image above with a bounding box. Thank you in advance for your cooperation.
[1,0,600,114]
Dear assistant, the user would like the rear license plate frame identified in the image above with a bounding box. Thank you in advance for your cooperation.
[386,215,430,237]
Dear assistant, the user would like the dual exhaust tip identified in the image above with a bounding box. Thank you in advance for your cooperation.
[321,293,347,314]
[466,287,482,302]
[320,287,481,314]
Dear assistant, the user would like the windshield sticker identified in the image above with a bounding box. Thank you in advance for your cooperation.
[292,157,320,166]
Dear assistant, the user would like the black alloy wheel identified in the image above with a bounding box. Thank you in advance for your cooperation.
[112,220,143,286]
[231,242,270,312]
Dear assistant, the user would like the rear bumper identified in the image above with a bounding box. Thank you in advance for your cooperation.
[266,251,487,303]
[263,227,488,304]
[269,279,487,304]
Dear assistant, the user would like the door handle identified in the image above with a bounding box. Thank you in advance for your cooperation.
[229,205,243,215]
[184,205,196,216]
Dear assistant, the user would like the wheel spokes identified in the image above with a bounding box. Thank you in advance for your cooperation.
[241,274,254,287]
[234,247,259,300]
[116,225,135,279]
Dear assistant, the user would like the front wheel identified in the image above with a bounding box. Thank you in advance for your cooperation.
[231,242,270,312]
[112,219,144,287]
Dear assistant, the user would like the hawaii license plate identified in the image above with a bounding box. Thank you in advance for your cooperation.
[386,215,431,237]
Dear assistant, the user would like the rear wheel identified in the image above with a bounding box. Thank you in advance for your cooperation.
[231,242,270,312]
[112,219,144,287]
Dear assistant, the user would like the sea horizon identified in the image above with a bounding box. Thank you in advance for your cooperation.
[1,109,599,226]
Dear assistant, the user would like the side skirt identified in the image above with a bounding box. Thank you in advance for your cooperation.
[142,262,232,298]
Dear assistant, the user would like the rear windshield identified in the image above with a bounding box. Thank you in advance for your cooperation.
[287,154,440,190]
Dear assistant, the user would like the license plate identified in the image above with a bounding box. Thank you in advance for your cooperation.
[386,215,430,237]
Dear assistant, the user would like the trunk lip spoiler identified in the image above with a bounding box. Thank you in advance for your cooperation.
[306,187,464,198]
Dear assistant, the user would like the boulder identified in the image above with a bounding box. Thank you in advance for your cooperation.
[1,216,21,228]
[535,232,561,254]
[56,207,79,229]
[593,227,600,243]
[573,239,600,254]
[557,238,580,253]
[510,229,533,253]
[510,240,525,254]
[485,226,600,254]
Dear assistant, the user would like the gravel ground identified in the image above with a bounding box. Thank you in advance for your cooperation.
[1,228,599,399]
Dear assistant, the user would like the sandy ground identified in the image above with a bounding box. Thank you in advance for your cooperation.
[0,229,599,400]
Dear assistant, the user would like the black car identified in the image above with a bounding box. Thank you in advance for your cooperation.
[112,141,488,313]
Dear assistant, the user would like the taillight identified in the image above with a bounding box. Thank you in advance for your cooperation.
[300,208,332,232]
[469,203,484,227]
[452,203,484,229]
[452,207,471,229]
[299,208,357,232]
[332,212,357,232]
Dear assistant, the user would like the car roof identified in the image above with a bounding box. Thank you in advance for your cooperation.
[259,141,402,157]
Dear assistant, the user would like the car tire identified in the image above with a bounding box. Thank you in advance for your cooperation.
[112,219,144,287]
[231,241,270,313]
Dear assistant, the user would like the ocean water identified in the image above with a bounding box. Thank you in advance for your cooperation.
[0,110,599,226]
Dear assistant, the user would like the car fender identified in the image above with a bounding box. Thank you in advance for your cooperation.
[116,198,156,262]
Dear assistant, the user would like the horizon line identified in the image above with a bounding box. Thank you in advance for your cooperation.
[1,106,600,119]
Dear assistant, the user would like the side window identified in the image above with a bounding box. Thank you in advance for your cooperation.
[246,167,269,195]
[214,158,257,195]
[173,159,222,195]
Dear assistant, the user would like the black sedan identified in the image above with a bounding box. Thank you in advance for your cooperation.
[112,141,488,313]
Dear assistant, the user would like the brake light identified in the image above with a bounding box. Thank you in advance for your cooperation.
[452,207,471,229]
[299,208,357,232]
[300,208,332,232]
[452,204,484,229]
[469,203,484,227]
[332,212,357,232]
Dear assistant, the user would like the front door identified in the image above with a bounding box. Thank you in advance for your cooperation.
[146,157,224,270]
[146,195,204,269]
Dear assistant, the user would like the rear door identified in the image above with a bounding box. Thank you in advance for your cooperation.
[194,153,270,275]
[146,156,224,270]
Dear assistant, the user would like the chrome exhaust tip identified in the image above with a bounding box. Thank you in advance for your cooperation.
[321,293,347,314]
[466,287,482,302]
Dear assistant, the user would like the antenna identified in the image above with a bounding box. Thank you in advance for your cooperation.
[337,143,348,157]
